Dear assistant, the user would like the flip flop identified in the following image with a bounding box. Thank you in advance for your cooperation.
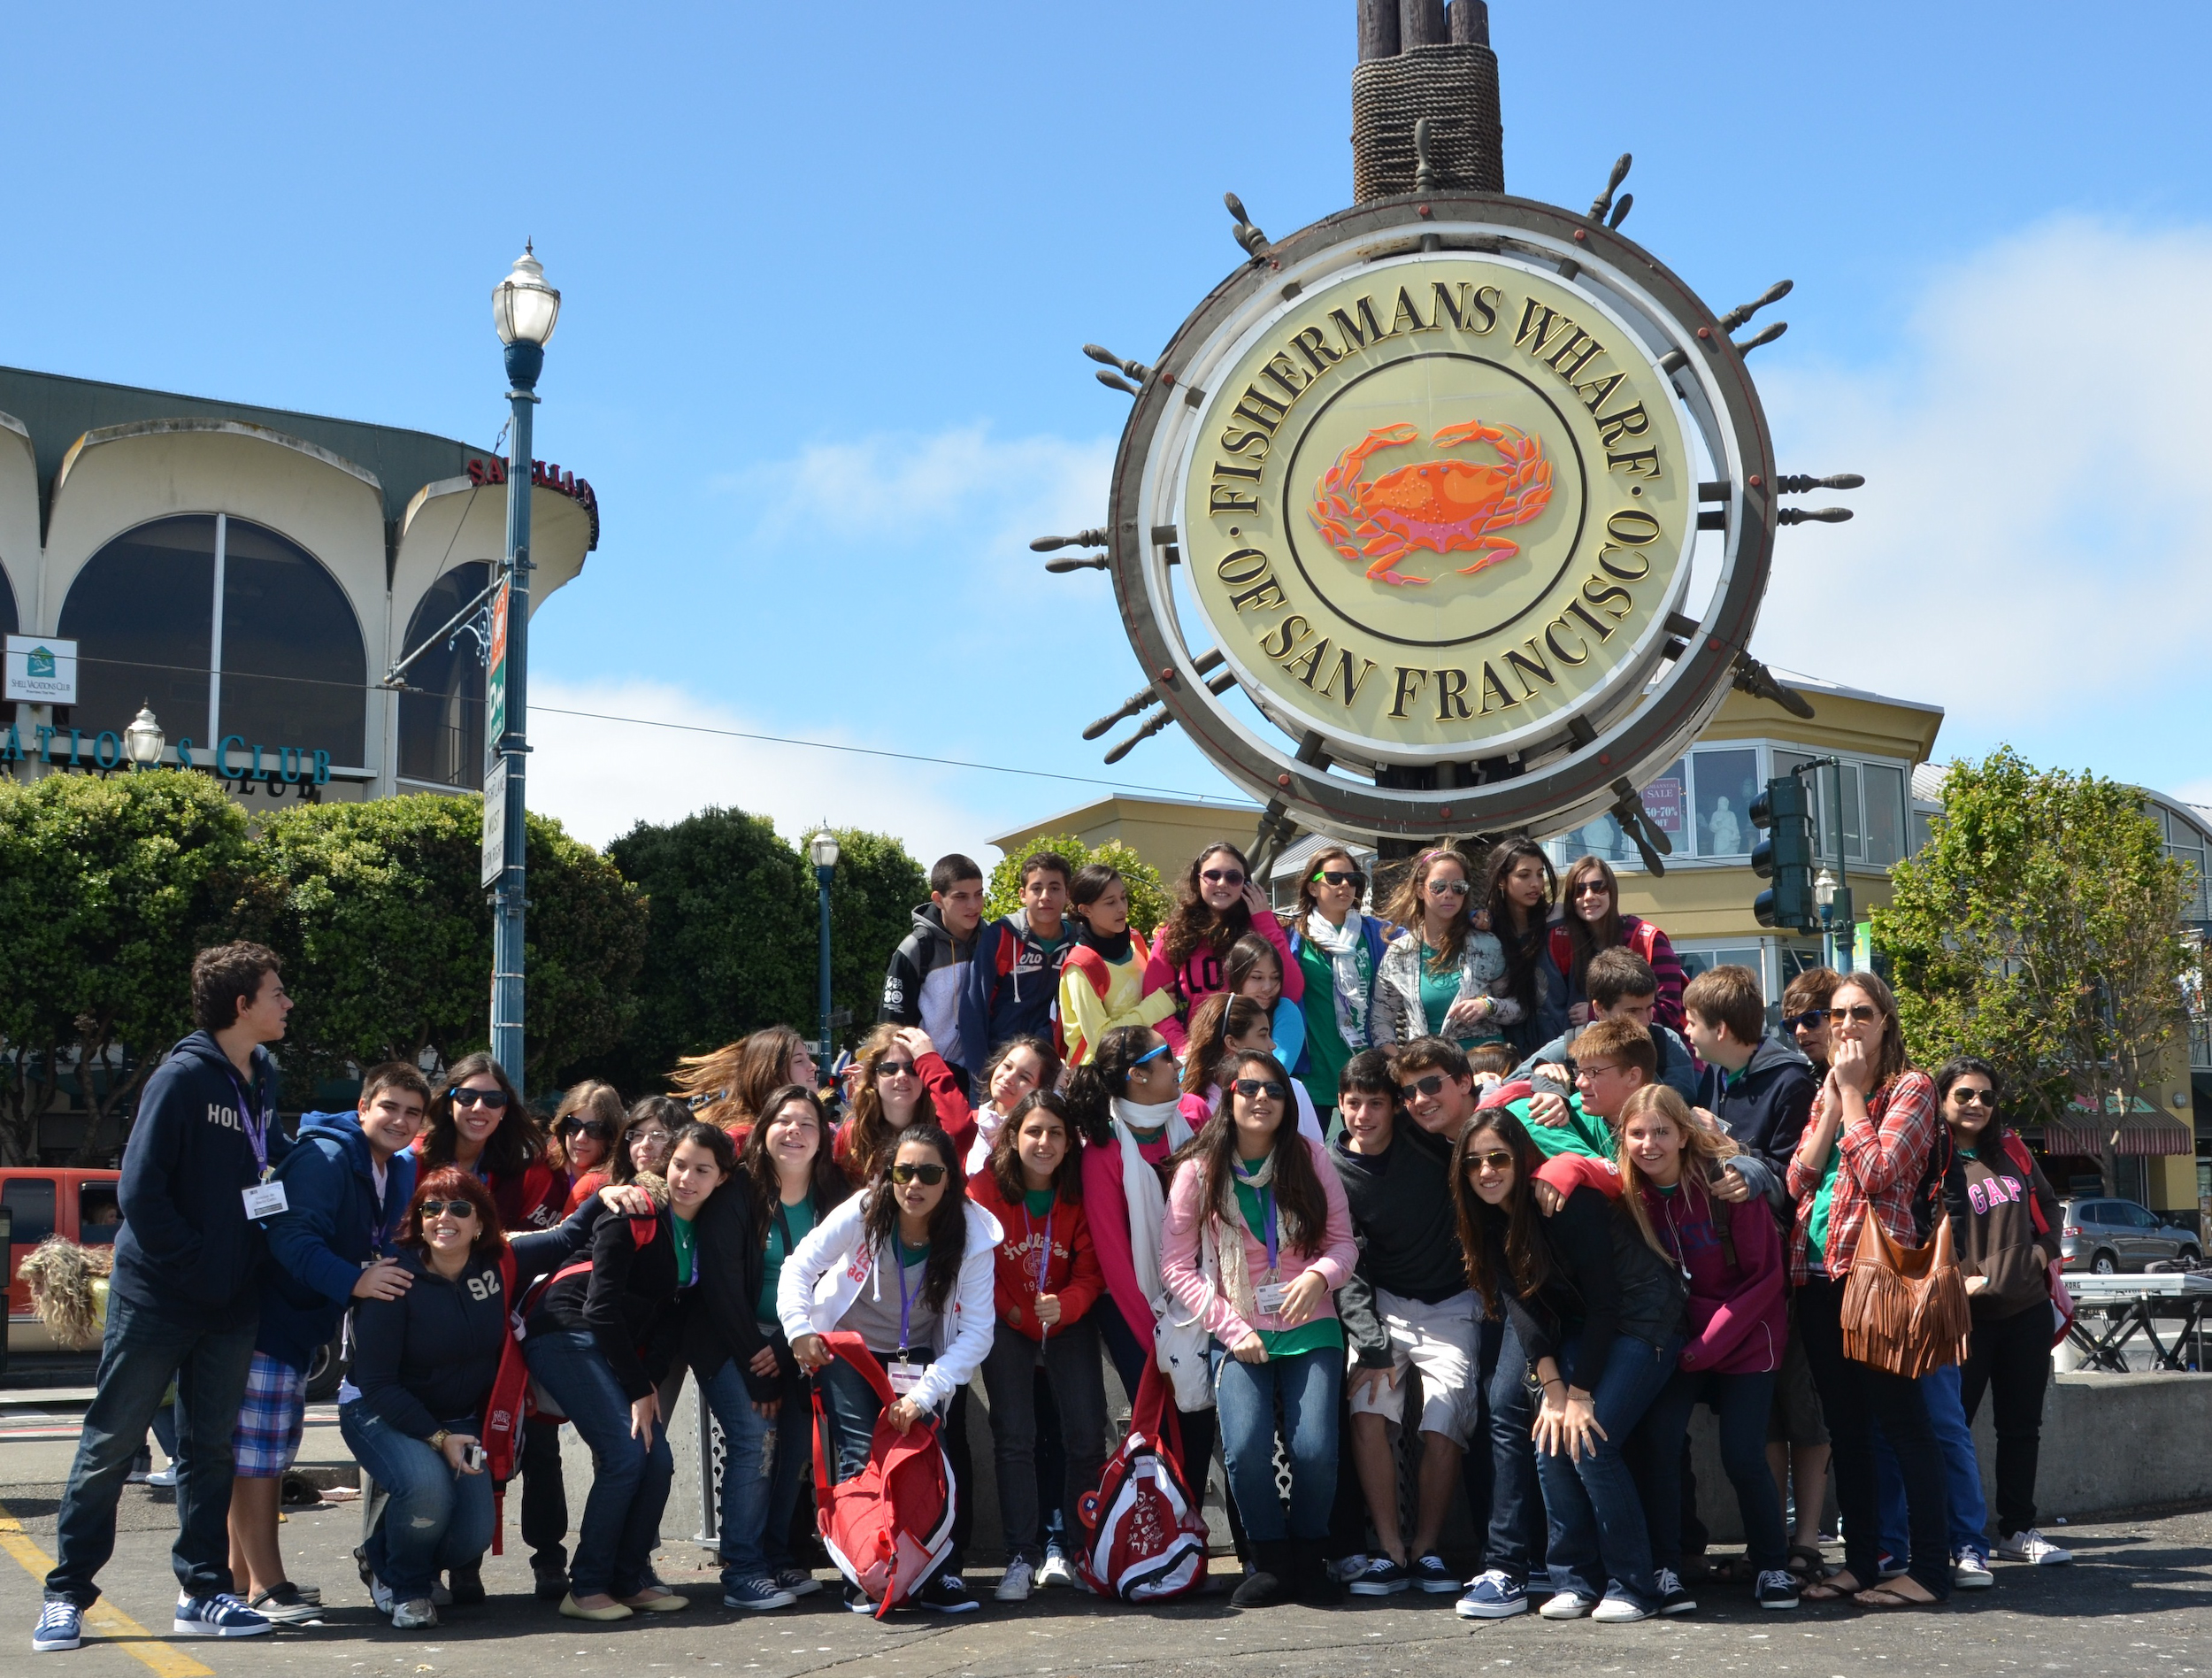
[1800,1574,1863,1602]
[1855,1585,1940,1609]
[1786,1543,1829,1578]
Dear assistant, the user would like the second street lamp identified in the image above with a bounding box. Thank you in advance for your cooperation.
[486,242,561,1090]
[810,828,840,1067]
[123,704,164,769]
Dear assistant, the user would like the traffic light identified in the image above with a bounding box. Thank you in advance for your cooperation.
[1750,774,1816,932]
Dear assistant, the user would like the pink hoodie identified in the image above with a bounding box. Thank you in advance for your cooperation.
[1159,1135,1356,1348]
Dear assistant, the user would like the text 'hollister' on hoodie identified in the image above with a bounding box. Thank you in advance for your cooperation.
[880,901,978,1078]
[960,908,1073,1067]
[258,1109,419,1374]
[113,1030,291,1326]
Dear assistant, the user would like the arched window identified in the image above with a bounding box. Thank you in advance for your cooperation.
[57,514,365,766]
[396,561,489,789]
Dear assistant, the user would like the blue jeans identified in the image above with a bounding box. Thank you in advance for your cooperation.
[696,1358,810,1586]
[46,1297,257,1606]
[1632,1367,1786,1574]
[340,1402,496,1601]
[1479,1315,1548,1580]
[1210,1343,1341,1543]
[1874,1361,1989,1559]
[1536,1330,1681,1608]
[524,1330,674,1600]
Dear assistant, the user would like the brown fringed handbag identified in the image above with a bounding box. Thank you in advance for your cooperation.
[1840,1116,1970,1378]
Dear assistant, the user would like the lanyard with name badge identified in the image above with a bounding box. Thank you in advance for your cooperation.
[888,1243,924,1397]
[231,1066,288,1221]
[1025,1203,1055,1343]
[1248,1174,1288,1317]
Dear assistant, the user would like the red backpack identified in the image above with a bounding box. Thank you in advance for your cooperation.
[1076,1359,1210,1601]
[479,1216,658,1553]
[1998,1134,2077,1349]
[811,1333,956,1617]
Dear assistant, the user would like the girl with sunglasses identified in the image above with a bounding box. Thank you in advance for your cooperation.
[1161,1049,1355,1606]
[686,1086,852,1611]
[1179,993,1326,1143]
[833,1024,976,1186]
[342,1167,649,1628]
[1550,856,1688,1034]
[781,1125,1000,1615]
[1784,973,1951,1608]
[1449,1107,1686,1623]
[1066,1026,1222,1504]
[1932,1058,2070,1571]
[965,1091,1108,1602]
[552,1081,624,1214]
[1375,848,1519,1051]
[1141,843,1302,1054]
[1293,846,1386,1128]
[1060,862,1178,1068]
[1483,839,1567,1057]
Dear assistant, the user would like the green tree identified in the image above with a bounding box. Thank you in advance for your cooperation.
[984,834,1171,935]
[1875,747,2195,1194]
[250,793,645,1097]
[0,770,253,1164]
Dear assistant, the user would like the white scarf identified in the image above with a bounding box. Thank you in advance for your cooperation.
[1111,1096,1191,1312]
[965,1103,1007,1176]
[1305,909,1372,1049]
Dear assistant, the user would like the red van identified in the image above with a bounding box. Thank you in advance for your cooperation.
[1,1168,125,1352]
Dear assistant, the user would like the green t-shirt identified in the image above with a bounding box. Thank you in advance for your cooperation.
[1297,935,1367,1104]
[670,1213,696,1288]
[1808,1145,1845,1267]
[759,1194,819,1321]
[1503,1093,1616,1163]
[1417,945,1464,1039]
[1022,1187,1056,1217]
[1230,1171,1344,1359]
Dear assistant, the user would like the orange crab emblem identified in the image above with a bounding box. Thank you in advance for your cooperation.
[1308,418,1554,588]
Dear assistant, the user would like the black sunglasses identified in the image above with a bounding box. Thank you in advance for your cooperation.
[876,1059,918,1079]
[1571,879,1611,898]
[1951,1088,1998,1108]
[449,1087,509,1109]
[1783,1009,1826,1032]
[561,1119,614,1142]
[1202,868,1248,887]
[1233,1077,1289,1102]
[1400,1074,1448,1100]
[1826,1004,1881,1025]
[890,1162,948,1185]
[418,1199,478,1220]
[1310,869,1367,889]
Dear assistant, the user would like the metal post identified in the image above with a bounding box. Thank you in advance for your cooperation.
[1827,757,1851,974]
[816,863,835,1065]
[491,341,541,1090]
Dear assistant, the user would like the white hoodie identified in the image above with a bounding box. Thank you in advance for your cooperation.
[777,1192,1002,1413]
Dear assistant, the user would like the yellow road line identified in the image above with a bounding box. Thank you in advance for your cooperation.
[0,1506,213,1678]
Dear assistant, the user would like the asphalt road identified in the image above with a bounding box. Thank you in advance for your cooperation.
[2,1421,2209,1678]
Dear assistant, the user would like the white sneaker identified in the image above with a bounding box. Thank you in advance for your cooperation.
[146,1466,179,1489]
[1538,1590,1595,1620]
[1036,1545,1078,1589]
[1592,1594,1652,1623]
[391,1599,438,1630]
[995,1557,1035,1603]
[1329,1551,1371,1584]
[1953,1549,1994,1589]
[1995,1528,2073,1566]
[369,1576,394,1616]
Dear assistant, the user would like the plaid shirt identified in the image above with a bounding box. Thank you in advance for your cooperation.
[1786,1069,1939,1286]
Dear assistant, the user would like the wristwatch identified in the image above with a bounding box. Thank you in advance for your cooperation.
[428,1429,451,1452]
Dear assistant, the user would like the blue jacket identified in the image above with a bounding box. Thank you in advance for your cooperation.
[958,911,1075,1074]
[1694,1030,1817,1182]
[112,1031,290,1325]
[257,1111,419,1373]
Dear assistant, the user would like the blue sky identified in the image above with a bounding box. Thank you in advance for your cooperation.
[5,1,2208,862]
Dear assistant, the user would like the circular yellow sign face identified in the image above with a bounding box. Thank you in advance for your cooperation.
[1179,251,1691,761]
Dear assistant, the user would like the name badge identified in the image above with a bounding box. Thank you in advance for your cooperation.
[887,1360,924,1397]
[1252,1281,1288,1316]
[242,1181,288,1220]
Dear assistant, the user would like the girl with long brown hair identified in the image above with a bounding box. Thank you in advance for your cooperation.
[1177,992,1324,1141]
[553,1081,625,1212]
[671,1028,819,1136]
[1160,1051,1355,1608]
[1483,838,1564,1056]
[830,1023,975,1184]
[1374,847,1518,1051]
[1138,842,1302,1053]
[1549,855,1688,1033]
[1291,845,1386,1126]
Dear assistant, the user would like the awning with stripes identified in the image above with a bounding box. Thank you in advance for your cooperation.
[2041,1111,2194,1157]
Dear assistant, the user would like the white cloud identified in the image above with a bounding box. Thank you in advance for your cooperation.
[1752,217,2212,761]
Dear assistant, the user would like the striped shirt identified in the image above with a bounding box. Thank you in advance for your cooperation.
[1786,1070,1939,1286]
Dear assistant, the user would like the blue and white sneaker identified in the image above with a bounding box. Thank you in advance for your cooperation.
[1455,1569,1528,1620]
[1412,1554,1459,1595]
[773,1568,824,1599]
[33,1600,82,1652]
[722,1576,798,1612]
[1349,1556,1409,1597]
[172,1594,272,1638]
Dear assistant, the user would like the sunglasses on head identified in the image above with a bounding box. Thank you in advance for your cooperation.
[561,1119,614,1142]
[450,1087,508,1109]
[1132,1042,1172,1066]
[1783,1009,1827,1032]
[876,1059,918,1079]
[1310,868,1367,889]
[1201,868,1247,887]
[1233,1077,1289,1102]
[1463,1149,1516,1174]
[1951,1088,1997,1108]
[1400,1073,1448,1100]
[1826,1004,1880,1025]
[419,1199,478,1220]
[1426,879,1471,897]
[890,1162,948,1186]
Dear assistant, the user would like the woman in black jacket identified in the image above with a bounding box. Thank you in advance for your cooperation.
[1449,1110,1686,1623]
[525,1121,734,1621]
[688,1085,850,1612]
[341,1167,623,1630]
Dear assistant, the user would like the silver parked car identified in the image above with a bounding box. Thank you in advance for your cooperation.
[2058,1198,2202,1274]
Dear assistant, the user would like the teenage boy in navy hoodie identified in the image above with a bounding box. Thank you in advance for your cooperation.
[959,852,1075,1065]
[37,944,295,1653]
[226,1063,430,1625]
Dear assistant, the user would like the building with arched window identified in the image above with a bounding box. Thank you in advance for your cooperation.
[0,366,599,800]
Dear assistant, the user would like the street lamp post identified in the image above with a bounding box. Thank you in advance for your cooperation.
[488,243,561,1089]
[1814,866,1839,974]
[122,704,164,770]
[810,828,841,1066]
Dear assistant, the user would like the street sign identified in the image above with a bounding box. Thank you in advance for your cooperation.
[480,757,508,889]
[485,576,511,766]
[4,635,77,704]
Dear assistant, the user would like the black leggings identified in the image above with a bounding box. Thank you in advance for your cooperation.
[1958,1304,2050,1538]
[1794,1276,1951,1599]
